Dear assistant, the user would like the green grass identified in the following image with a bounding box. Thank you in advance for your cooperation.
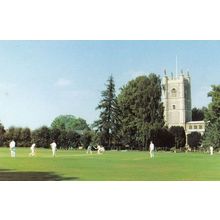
[0,147,219,180]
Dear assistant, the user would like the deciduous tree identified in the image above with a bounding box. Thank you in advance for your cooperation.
[51,115,89,131]
[187,132,202,149]
[32,126,50,148]
[192,107,207,121]
[169,126,186,150]
[118,74,164,149]
[203,85,220,148]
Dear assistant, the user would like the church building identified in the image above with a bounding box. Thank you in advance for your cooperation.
[162,70,205,138]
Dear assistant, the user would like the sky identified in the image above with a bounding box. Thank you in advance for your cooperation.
[0,40,219,129]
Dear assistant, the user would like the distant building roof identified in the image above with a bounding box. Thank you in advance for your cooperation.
[186,121,205,124]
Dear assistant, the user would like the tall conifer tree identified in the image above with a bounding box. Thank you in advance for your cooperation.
[95,75,120,149]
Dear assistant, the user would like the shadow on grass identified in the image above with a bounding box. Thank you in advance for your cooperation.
[0,169,78,181]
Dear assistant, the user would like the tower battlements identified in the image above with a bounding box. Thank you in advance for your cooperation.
[163,70,190,81]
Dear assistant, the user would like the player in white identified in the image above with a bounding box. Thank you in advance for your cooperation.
[210,146,214,156]
[149,141,155,158]
[96,145,105,154]
[29,143,36,156]
[9,140,16,158]
[50,141,57,157]
[87,145,93,154]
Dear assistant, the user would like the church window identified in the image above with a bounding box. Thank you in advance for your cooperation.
[172,105,176,110]
[171,88,177,97]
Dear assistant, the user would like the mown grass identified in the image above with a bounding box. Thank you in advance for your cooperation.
[0,147,219,181]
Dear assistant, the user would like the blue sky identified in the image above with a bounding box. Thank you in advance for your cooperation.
[0,40,218,129]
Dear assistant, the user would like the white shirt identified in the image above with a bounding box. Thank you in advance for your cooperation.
[149,142,154,151]
[9,141,16,149]
[51,142,57,150]
[31,143,36,150]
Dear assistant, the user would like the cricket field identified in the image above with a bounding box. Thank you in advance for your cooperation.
[0,147,219,181]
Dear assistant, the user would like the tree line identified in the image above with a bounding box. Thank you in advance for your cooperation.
[0,115,94,149]
[0,73,217,151]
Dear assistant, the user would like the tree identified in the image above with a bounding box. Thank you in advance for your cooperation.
[0,123,5,147]
[95,75,121,149]
[20,128,32,147]
[4,127,21,145]
[192,107,207,121]
[50,128,61,143]
[66,130,81,149]
[118,74,164,150]
[90,130,100,146]
[169,126,186,150]
[32,126,50,148]
[13,128,22,146]
[5,127,16,142]
[203,85,220,148]
[187,132,202,150]
[202,122,220,149]
[51,115,89,131]
[151,127,175,151]
[3,127,31,147]
[58,130,68,149]
[80,130,92,148]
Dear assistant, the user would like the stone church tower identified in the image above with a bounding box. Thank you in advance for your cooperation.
[161,70,205,141]
[162,71,192,128]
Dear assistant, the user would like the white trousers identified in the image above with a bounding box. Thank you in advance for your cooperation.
[87,150,92,154]
[11,149,16,157]
[150,150,154,158]
[29,150,35,156]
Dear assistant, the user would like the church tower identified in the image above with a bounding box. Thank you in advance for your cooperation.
[162,70,192,128]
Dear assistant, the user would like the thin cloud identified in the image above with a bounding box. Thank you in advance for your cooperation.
[54,78,72,87]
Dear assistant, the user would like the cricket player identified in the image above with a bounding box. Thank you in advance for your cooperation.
[29,143,36,156]
[96,145,105,154]
[9,140,16,157]
[50,141,57,157]
[210,146,214,156]
[87,145,93,154]
[149,141,155,158]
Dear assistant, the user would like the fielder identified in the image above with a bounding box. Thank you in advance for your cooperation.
[29,143,36,156]
[50,141,57,157]
[96,145,105,154]
[9,140,16,158]
[87,145,93,154]
[149,141,155,158]
[210,146,214,156]
[95,145,105,154]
